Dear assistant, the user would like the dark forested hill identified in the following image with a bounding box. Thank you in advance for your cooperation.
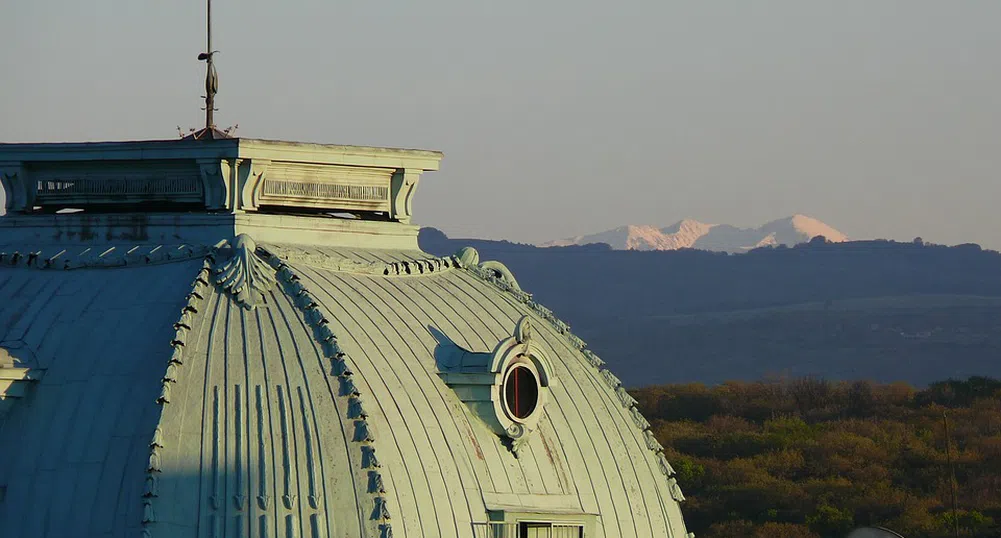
[420,228,1001,386]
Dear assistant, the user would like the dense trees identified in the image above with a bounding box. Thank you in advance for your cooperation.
[632,377,1001,538]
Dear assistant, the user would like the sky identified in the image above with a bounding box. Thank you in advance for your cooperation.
[2,1,999,248]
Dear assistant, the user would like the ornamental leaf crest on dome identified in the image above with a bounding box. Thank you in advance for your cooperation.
[213,234,277,309]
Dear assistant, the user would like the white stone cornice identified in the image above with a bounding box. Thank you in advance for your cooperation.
[0,139,442,221]
[237,139,442,171]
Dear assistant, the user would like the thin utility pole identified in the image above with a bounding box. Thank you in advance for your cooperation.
[943,411,960,538]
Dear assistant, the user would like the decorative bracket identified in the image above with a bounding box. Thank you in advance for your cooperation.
[237,158,269,211]
[390,169,422,224]
[197,158,232,210]
[0,162,30,213]
[213,234,277,309]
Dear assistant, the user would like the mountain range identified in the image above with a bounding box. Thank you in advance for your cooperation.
[541,214,848,252]
[419,227,1001,387]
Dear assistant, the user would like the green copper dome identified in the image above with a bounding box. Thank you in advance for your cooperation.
[0,138,691,538]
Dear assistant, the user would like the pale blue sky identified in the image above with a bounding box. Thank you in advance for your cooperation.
[2,1,999,247]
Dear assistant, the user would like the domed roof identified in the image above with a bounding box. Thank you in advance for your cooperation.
[0,139,691,538]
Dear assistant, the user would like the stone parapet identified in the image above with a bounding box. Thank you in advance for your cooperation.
[0,138,442,224]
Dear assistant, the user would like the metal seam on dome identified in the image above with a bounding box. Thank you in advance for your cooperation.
[455,246,688,504]
[0,244,211,271]
[264,249,396,538]
[143,252,215,537]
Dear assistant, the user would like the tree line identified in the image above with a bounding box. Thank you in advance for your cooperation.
[632,376,1001,538]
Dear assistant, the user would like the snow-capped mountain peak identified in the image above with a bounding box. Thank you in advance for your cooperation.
[541,215,847,252]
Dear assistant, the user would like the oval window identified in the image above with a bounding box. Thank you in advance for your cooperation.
[504,365,539,420]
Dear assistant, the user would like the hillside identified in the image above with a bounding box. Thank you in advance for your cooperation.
[541,214,848,252]
[420,228,1001,386]
[634,376,1001,538]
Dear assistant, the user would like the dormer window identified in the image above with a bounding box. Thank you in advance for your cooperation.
[503,363,540,420]
[436,315,555,453]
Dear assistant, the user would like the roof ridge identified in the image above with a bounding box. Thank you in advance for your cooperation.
[265,248,395,538]
[143,252,215,535]
[266,243,460,277]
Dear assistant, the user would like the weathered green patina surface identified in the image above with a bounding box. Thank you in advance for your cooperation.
[0,139,691,538]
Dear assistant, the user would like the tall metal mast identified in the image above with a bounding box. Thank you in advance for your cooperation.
[180,0,235,139]
[199,0,219,130]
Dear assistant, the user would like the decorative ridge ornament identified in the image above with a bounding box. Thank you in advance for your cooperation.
[213,234,277,309]
[264,249,395,538]
[263,244,460,277]
[145,253,214,537]
[454,247,522,292]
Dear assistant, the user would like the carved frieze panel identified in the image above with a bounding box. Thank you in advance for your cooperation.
[259,162,393,213]
[30,161,204,208]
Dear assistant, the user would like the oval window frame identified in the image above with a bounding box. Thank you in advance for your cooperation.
[501,360,541,422]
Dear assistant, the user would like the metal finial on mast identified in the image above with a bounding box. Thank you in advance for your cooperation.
[200,0,218,129]
[184,0,234,140]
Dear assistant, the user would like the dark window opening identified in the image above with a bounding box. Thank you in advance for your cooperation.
[519,522,584,538]
[504,365,539,420]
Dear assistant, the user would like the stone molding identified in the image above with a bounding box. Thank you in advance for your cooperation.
[0,212,421,251]
[0,139,441,221]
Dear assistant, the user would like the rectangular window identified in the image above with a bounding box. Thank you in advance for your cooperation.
[519,522,584,538]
